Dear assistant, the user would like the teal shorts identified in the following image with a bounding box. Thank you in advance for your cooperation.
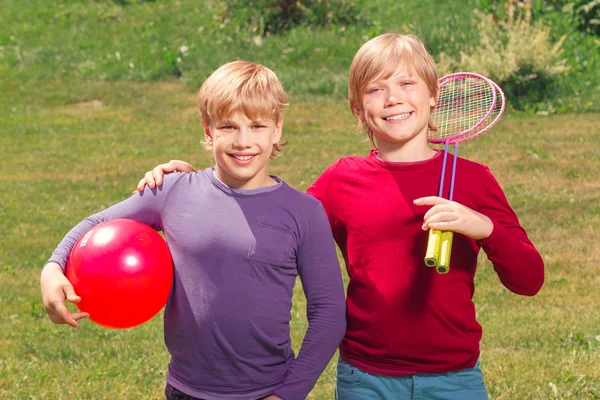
[335,357,489,400]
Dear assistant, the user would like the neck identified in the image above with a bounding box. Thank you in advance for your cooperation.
[375,136,436,163]
[214,168,276,190]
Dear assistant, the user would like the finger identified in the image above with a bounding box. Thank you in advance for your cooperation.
[49,301,80,328]
[423,204,456,221]
[170,160,196,173]
[425,222,453,232]
[65,315,82,329]
[414,196,451,206]
[135,178,146,194]
[152,164,167,186]
[144,171,156,189]
[423,212,458,229]
[71,311,90,321]
[165,161,181,172]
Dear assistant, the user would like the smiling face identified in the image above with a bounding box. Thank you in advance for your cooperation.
[356,66,436,152]
[347,34,440,160]
[205,112,282,190]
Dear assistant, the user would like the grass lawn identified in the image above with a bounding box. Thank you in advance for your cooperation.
[1,71,599,399]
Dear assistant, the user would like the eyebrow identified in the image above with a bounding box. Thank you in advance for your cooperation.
[369,74,412,85]
[216,119,267,125]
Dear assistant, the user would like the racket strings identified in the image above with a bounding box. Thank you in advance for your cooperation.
[429,76,497,142]
[463,83,506,141]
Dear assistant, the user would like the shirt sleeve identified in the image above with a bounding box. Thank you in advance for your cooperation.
[272,201,347,400]
[306,159,341,226]
[46,175,176,273]
[476,166,545,296]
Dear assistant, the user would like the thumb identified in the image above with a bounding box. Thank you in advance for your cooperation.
[64,285,81,304]
[168,160,196,173]
[165,161,181,172]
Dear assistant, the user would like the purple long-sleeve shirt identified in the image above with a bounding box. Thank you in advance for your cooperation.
[48,168,346,400]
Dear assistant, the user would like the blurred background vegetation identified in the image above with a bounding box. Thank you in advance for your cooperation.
[1,0,598,114]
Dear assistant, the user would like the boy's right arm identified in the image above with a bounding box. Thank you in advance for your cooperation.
[40,262,89,328]
[44,174,174,327]
[135,160,196,193]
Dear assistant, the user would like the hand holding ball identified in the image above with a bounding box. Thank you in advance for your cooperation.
[66,219,173,329]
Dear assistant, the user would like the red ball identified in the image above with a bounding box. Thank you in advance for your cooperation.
[66,219,173,329]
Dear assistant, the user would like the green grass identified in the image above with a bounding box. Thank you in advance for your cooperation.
[1,0,599,398]
[1,71,599,399]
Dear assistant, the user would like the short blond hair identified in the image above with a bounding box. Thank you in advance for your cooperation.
[348,33,440,147]
[198,61,288,158]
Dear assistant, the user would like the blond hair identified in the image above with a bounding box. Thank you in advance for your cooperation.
[348,33,440,146]
[198,61,288,158]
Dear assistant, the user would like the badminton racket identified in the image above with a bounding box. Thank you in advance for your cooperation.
[424,72,506,274]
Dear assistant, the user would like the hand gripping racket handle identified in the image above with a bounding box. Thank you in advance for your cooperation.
[424,141,451,271]
[423,143,459,274]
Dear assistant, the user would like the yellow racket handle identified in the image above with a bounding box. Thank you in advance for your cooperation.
[436,231,453,274]
[424,229,442,267]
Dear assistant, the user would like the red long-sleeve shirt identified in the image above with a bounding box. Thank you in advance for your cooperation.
[307,150,544,375]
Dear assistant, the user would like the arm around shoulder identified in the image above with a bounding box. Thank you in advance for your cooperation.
[135,159,197,193]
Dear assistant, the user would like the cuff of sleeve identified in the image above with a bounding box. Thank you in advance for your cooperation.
[44,259,67,274]
[476,218,508,249]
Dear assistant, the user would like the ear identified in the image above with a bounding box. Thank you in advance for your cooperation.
[351,101,365,120]
[430,82,439,108]
[429,95,436,108]
[273,118,283,143]
[202,121,213,143]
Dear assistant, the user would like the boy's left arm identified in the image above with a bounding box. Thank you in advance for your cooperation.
[473,168,544,296]
[271,202,346,400]
[415,166,544,296]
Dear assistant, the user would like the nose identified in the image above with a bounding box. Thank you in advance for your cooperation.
[233,128,252,148]
[385,89,403,107]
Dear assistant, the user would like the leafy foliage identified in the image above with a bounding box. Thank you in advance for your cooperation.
[437,6,569,110]
[215,0,369,36]
[540,0,600,36]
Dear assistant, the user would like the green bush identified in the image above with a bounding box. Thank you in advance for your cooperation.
[215,0,369,36]
[481,0,599,36]
[528,0,600,112]
[436,6,570,111]
[536,0,600,36]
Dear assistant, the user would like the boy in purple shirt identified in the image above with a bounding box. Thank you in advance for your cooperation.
[40,61,346,400]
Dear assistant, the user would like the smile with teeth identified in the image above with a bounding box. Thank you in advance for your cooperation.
[384,112,412,121]
[231,154,256,161]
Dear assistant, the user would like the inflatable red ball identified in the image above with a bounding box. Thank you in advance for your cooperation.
[66,219,173,329]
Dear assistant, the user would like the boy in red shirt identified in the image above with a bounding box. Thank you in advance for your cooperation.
[138,34,544,399]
